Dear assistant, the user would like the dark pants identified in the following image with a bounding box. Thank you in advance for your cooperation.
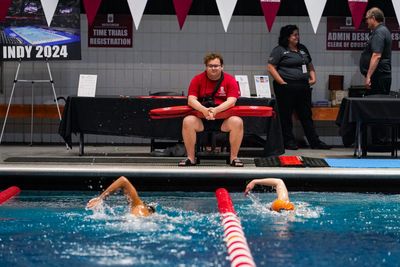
[366,72,391,96]
[365,72,392,143]
[274,80,320,146]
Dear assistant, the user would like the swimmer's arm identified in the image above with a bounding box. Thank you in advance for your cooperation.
[245,178,289,201]
[87,176,142,209]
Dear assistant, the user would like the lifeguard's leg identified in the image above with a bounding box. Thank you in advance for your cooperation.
[221,116,243,161]
[182,115,204,162]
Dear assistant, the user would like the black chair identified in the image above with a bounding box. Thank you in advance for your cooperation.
[149,91,184,96]
[195,131,230,164]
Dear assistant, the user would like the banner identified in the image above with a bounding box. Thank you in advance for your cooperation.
[260,0,280,32]
[83,0,102,26]
[127,0,148,30]
[0,0,81,60]
[216,0,238,32]
[173,0,193,29]
[326,17,400,51]
[348,0,368,30]
[41,0,59,26]
[88,14,133,48]
[304,0,327,33]
[393,0,400,25]
[0,0,12,22]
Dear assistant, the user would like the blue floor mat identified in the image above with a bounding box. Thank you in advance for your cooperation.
[325,158,400,168]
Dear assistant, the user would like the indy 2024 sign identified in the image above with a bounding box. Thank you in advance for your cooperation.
[0,0,81,61]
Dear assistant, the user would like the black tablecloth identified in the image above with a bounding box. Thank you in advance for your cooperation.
[59,96,284,156]
[336,97,400,146]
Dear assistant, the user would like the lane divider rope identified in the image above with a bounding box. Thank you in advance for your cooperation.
[215,188,256,267]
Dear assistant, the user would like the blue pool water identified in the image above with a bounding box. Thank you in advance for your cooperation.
[1,191,400,266]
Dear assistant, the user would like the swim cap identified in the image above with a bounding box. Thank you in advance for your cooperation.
[271,199,295,212]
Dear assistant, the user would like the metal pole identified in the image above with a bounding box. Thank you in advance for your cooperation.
[46,59,62,120]
[0,60,22,144]
[0,62,3,94]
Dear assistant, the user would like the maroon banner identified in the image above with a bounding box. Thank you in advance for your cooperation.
[83,0,102,26]
[173,0,193,30]
[348,0,368,30]
[260,0,281,32]
[0,0,12,22]
[88,14,133,48]
[326,17,400,50]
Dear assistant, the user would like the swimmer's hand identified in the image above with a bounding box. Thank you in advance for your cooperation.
[86,197,103,209]
[244,181,255,196]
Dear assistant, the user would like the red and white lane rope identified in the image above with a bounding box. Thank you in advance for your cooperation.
[215,188,256,267]
[0,186,21,205]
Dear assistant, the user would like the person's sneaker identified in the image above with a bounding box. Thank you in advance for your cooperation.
[310,141,332,150]
[284,140,298,150]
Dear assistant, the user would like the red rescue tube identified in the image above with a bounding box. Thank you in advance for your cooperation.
[215,188,256,267]
[0,186,21,205]
[150,105,274,119]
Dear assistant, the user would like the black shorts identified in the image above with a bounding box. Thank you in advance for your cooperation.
[202,119,224,132]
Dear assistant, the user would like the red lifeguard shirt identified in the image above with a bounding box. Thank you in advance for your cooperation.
[187,72,240,105]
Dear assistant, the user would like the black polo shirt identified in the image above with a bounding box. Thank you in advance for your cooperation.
[359,23,392,76]
[268,44,312,81]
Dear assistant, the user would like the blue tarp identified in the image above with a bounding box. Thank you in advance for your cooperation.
[325,158,400,168]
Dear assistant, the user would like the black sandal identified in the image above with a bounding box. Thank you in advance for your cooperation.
[230,158,244,167]
[178,158,196,167]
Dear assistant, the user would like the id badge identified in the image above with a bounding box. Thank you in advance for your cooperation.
[302,64,307,73]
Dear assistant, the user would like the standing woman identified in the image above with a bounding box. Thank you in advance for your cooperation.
[268,25,330,150]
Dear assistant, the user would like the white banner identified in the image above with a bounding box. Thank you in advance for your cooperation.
[127,0,148,30]
[41,0,59,26]
[216,0,238,32]
[304,0,327,33]
[393,0,400,25]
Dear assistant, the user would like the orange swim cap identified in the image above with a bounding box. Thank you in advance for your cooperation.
[271,199,295,212]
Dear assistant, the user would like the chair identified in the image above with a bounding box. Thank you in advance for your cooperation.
[195,131,230,164]
[149,91,184,96]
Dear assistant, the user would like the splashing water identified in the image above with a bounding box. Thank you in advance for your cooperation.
[2,191,400,267]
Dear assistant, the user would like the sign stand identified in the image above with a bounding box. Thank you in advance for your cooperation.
[0,58,63,145]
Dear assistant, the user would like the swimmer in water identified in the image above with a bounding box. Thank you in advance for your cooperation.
[245,178,294,212]
[87,176,155,216]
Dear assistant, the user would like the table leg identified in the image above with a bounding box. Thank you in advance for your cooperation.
[356,121,362,158]
[79,133,85,156]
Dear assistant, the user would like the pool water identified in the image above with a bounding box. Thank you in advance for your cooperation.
[1,191,400,267]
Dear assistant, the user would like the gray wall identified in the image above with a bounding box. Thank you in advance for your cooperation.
[1,15,399,145]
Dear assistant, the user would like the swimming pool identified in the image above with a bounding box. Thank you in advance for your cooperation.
[1,191,400,266]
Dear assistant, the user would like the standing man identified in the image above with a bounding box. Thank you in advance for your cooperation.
[179,53,244,167]
[360,7,392,95]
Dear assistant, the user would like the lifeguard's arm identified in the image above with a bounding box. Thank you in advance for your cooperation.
[188,95,212,118]
[267,64,287,85]
[365,52,381,89]
[308,63,316,85]
[87,176,143,209]
[211,97,237,115]
[245,178,290,201]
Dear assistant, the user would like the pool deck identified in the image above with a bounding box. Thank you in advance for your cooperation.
[1,144,400,192]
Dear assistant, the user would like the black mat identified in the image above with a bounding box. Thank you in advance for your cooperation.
[4,156,179,164]
[254,156,329,167]
[4,156,247,165]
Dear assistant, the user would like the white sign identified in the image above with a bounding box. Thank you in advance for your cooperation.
[77,74,97,97]
[254,75,271,98]
[235,75,251,97]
